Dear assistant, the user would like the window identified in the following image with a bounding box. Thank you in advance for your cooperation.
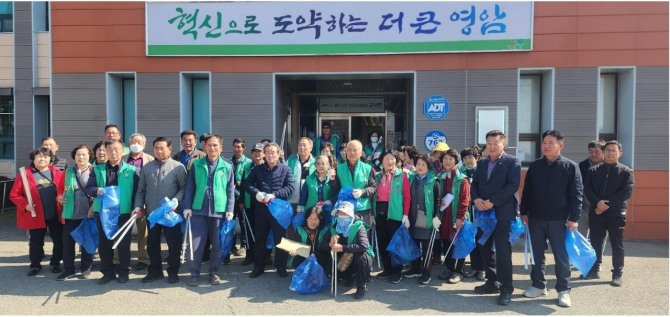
[33,95,50,148]
[32,2,48,32]
[598,73,617,142]
[517,69,554,165]
[0,1,12,33]
[180,73,211,138]
[476,106,508,145]
[598,68,635,167]
[106,73,137,140]
[0,95,13,159]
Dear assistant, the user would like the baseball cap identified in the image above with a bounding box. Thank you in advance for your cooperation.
[252,143,264,152]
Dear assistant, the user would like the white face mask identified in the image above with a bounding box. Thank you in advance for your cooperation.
[129,143,144,154]
[370,136,379,143]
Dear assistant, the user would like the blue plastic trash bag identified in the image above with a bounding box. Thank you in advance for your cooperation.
[337,187,365,210]
[509,217,525,245]
[147,197,182,229]
[452,221,477,259]
[70,218,99,254]
[387,226,421,267]
[100,186,120,239]
[292,211,305,229]
[473,207,497,245]
[289,255,330,295]
[267,230,275,249]
[220,219,237,259]
[565,229,597,277]
[268,198,292,229]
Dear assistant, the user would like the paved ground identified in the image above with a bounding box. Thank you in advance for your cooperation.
[0,211,667,315]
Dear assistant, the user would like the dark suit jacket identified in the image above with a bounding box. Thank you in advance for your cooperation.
[172,149,206,172]
[470,152,521,222]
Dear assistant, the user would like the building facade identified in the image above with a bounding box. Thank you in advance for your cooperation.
[1,1,668,239]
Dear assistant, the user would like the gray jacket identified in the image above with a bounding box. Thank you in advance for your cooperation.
[134,157,187,214]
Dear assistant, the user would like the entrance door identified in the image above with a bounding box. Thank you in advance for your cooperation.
[318,113,386,145]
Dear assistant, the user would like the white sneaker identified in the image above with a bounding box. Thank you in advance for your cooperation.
[522,286,548,298]
[558,291,571,307]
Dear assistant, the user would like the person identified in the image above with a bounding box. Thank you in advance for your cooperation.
[430,142,450,175]
[133,137,187,284]
[436,149,471,285]
[401,145,417,172]
[313,122,341,161]
[520,130,583,308]
[338,142,348,164]
[239,143,267,266]
[231,138,252,258]
[363,131,384,170]
[584,140,634,287]
[173,130,206,172]
[199,133,210,151]
[405,153,442,284]
[459,146,480,181]
[42,137,69,171]
[297,155,337,227]
[372,150,410,284]
[577,140,605,236]
[103,124,130,156]
[10,147,65,276]
[242,142,294,278]
[470,130,521,306]
[458,145,484,279]
[286,137,315,212]
[334,140,377,225]
[56,144,94,280]
[123,132,155,271]
[85,139,138,284]
[92,140,108,165]
[319,201,373,299]
[319,141,335,158]
[182,134,235,286]
[286,207,329,270]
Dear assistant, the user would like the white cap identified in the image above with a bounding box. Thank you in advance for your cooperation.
[335,201,355,218]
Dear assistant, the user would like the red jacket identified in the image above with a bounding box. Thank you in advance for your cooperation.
[10,166,65,230]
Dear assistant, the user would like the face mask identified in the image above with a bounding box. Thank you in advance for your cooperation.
[129,144,144,154]
[336,216,353,236]
[370,136,379,143]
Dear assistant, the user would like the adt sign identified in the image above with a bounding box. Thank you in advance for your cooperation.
[424,130,448,151]
[423,95,449,120]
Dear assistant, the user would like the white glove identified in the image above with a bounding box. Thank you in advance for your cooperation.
[225,212,234,221]
[264,193,276,202]
[323,200,332,206]
[370,215,376,227]
[131,207,143,217]
[183,209,192,218]
[432,217,441,232]
[297,205,305,213]
[401,215,410,229]
[256,192,266,202]
[352,189,363,199]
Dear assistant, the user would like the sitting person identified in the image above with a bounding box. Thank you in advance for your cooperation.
[319,201,374,300]
[287,207,330,270]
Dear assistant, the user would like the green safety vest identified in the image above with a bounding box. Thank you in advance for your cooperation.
[62,166,92,219]
[329,220,375,259]
[296,225,329,247]
[191,157,232,213]
[372,168,406,221]
[92,162,136,214]
[336,160,372,212]
[439,169,468,224]
[408,173,440,229]
[287,154,316,186]
[234,155,252,208]
[303,172,332,210]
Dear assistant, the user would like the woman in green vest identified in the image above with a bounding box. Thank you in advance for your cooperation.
[404,153,442,285]
[436,149,471,284]
[372,150,411,284]
[287,207,329,270]
[57,144,95,281]
[297,155,337,226]
[92,140,107,166]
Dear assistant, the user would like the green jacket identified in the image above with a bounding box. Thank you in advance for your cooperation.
[286,154,316,203]
[62,165,92,219]
[409,173,440,229]
[302,172,332,210]
[336,160,372,212]
[191,157,232,213]
[234,155,252,208]
[92,162,136,214]
[439,169,468,224]
[372,168,406,221]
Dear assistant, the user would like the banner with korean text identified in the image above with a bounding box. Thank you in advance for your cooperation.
[146,1,533,56]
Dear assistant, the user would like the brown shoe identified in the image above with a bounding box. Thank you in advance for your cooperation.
[209,274,221,285]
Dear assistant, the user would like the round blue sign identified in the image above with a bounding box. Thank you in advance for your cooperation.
[424,130,448,151]
[423,95,449,120]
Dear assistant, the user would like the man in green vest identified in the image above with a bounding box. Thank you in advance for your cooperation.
[85,139,138,285]
[313,121,341,161]
[287,137,316,212]
[334,140,377,225]
[231,138,252,258]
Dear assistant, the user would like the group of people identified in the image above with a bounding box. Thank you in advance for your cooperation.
[10,124,634,306]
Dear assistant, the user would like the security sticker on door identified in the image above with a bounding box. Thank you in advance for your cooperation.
[424,130,448,151]
[423,95,449,120]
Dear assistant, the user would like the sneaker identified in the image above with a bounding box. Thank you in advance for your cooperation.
[56,271,76,281]
[582,268,601,280]
[27,268,41,276]
[376,270,391,279]
[477,271,486,281]
[558,291,571,307]
[117,274,129,283]
[344,277,356,287]
[134,262,148,271]
[209,274,221,285]
[403,269,422,278]
[188,276,199,286]
[419,272,432,285]
[611,275,623,287]
[463,270,477,278]
[80,268,91,279]
[276,269,288,278]
[390,273,402,284]
[437,269,452,281]
[141,273,164,283]
[250,269,264,278]
[474,282,500,294]
[241,257,254,266]
[523,286,548,298]
[168,275,179,284]
[498,292,512,306]
[97,274,116,285]
[447,272,462,284]
[51,265,62,274]
[353,286,366,299]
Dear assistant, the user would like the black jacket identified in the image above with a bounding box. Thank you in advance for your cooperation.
[520,155,583,222]
[584,162,634,217]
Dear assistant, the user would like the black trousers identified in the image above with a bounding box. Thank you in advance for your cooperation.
[62,219,93,274]
[234,199,247,249]
[528,219,571,292]
[445,235,466,274]
[375,203,402,275]
[410,238,435,274]
[589,215,625,276]
[468,209,484,271]
[254,205,288,271]
[147,222,182,277]
[29,217,63,269]
[244,206,257,259]
[479,219,514,293]
[97,213,131,277]
[339,252,371,287]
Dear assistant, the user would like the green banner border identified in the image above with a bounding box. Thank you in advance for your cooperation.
[147,39,531,56]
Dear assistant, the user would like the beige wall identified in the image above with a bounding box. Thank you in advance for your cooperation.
[0,33,13,88]
[37,32,50,87]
